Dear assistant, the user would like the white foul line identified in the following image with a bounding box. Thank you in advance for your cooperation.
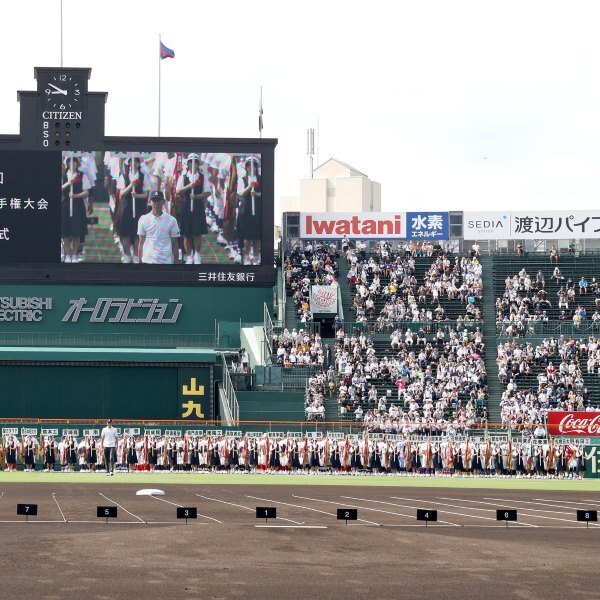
[52,493,67,523]
[0,520,64,524]
[390,496,538,527]
[255,525,328,529]
[434,497,581,526]
[68,520,143,525]
[246,495,380,526]
[149,494,222,524]
[482,497,597,517]
[444,497,594,525]
[291,494,456,527]
[534,498,600,507]
[99,492,145,523]
[196,494,304,525]
[340,496,459,527]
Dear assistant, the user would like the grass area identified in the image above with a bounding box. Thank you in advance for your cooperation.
[0,471,599,490]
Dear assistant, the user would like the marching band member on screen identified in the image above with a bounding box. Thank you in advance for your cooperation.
[137,191,181,264]
[76,153,99,263]
[116,156,151,264]
[176,153,210,264]
[236,155,262,265]
[222,155,242,263]
[61,156,92,263]
[103,152,121,236]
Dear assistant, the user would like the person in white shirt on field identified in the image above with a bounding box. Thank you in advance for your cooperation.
[101,419,119,476]
[138,191,181,264]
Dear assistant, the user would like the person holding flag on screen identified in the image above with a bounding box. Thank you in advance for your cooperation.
[237,155,262,265]
[176,153,210,264]
[116,156,151,263]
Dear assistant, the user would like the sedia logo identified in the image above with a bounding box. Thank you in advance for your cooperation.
[468,220,505,228]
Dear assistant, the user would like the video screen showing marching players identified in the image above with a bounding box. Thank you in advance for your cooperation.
[60,151,262,265]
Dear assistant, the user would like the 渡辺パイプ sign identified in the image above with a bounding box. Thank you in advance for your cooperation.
[464,211,600,240]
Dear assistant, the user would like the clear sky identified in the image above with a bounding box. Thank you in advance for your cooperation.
[1,0,600,217]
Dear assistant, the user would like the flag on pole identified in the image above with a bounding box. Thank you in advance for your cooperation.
[160,41,175,60]
[258,86,264,134]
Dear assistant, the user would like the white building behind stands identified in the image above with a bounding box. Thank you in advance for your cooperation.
[281,158,381,214]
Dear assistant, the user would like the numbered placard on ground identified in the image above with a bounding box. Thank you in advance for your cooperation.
[256,507,276,520]
[337,508,358,521]
[496,509,517,522]
[97,506,118,519]
[17,504,38,516]
[177,507,198,520]
[416,509,438,522]
[577,510,598,522]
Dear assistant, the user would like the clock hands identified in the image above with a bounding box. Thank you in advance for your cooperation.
[48,83,67,95]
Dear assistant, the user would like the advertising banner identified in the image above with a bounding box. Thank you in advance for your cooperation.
[309,285,338,314]
[0,284,269,336]
[178,367,213,420]
[406,212,449,240]
[585,446,600,478]
[300,212,448,240]
[463,211,600,240]
[547,411,600,437]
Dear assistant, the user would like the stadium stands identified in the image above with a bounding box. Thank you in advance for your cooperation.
[276,244,600,432]
[346,244,483,324]
[494,254,600,336]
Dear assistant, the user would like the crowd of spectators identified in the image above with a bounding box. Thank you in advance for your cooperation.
[333,325,488,430]
[284,241,339,323]
[497,336,599,430]
[272,327,332,368]
[496,266,600,336]
[304,371,331,420]
[346,243,483,325]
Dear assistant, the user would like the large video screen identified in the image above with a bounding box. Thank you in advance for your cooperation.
[61,151,263,266]
[0,147,274,285]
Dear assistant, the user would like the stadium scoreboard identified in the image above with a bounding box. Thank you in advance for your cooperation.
[0,151,61,262]
[0,66,277,286]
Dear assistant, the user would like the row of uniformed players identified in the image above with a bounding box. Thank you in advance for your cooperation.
[1,434,587,478]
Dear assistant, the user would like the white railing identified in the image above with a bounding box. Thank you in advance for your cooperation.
[263,302,274,358]
[221,355,239,425]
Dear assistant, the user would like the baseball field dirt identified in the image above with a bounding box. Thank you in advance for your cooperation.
[0,481,599,599]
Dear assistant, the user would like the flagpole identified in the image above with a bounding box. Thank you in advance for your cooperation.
[60,0,63,67]
[259,85,262,138]
[158,33,161,137]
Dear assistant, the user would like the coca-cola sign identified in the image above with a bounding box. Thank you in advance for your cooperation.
[547,412,600,437]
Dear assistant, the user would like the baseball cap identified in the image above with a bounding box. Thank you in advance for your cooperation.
[150,191,165,202]
[107,418,112,424]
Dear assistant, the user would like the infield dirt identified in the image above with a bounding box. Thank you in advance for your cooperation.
[0,483,598,599]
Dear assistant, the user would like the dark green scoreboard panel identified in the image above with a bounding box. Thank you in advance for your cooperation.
[0,364,213,421]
